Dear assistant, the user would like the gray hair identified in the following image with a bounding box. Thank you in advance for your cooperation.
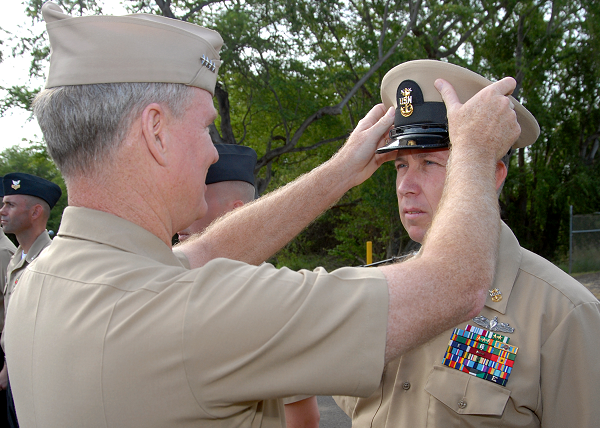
[33,82,196,177]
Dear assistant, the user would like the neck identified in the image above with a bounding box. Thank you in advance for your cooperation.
[66,172,175,247]
[16,226,46,254]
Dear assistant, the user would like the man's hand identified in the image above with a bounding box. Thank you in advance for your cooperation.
[436,77,521,160]
[184,104,396,267]
[329,103,396,188]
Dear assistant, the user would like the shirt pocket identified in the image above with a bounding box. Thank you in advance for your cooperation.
[424,365,511,427]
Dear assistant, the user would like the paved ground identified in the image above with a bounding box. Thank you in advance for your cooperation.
[573,271,600,299]
[318,396,350,428]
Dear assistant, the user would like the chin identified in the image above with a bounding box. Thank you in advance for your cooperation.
[406,228,425,245]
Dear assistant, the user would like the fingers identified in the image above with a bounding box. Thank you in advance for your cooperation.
[356,104,394,132]
[435,79,461,111]
[441,75,520,160]
[334,104,396,187]
[489,76,517,97]
[436,77,517,110]
[348,104,394,154]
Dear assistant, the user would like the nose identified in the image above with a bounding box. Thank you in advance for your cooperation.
[397,167,421,197]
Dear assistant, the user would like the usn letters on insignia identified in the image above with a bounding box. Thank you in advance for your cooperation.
[399,87,414,117]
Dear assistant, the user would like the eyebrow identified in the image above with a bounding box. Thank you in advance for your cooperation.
[396,152,446,162]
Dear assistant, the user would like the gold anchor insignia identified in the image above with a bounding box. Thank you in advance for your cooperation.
[399,87,414,117]
[407,140,417,146]
[489,287,503,302]
[11,180,21,190]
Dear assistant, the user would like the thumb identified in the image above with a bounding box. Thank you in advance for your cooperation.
[435,78,461,111]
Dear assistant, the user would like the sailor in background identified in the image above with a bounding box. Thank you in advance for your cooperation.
[0,172,61,428]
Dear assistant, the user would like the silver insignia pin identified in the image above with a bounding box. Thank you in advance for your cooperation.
[201,55,216,73]
[472,315,515,333]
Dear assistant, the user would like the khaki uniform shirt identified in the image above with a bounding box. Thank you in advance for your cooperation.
[336,222,600,428]
[5,207,389,427]
[1,231,51,352]
[0,229,16,334]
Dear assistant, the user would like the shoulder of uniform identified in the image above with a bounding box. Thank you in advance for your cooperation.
[518,247,597,306]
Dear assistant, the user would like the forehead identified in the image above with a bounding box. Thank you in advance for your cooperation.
[395,148,450,160]
[190,87,217,117]
[2,194,28,205]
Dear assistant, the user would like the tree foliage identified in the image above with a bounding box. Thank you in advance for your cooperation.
[1,0,599,269]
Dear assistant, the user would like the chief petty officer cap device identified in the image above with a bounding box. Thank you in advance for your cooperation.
[377,60,540,153]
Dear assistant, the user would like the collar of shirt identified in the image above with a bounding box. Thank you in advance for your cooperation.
[57,206,183,268]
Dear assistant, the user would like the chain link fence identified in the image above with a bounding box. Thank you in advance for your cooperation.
[569,206,600,274]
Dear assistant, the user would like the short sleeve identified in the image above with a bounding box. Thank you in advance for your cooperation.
[181,259,389,407]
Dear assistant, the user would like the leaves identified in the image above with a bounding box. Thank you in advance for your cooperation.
[1,0,600,268]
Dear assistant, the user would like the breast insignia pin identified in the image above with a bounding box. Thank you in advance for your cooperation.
[489,288,503,302]
[472,315,515,333]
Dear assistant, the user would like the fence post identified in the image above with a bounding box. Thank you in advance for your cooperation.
[569,205,573,275]
[366,241,372,266]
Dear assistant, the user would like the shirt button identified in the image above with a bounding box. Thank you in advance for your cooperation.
[458,400,467,409]
[402,381,411,390]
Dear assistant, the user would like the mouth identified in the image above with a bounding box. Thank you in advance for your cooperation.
[402,208,427,220]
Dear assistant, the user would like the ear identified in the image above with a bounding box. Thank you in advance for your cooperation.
[231,200,245,210]
[495,161,508,192]
[30,204,44,221]
[141,103,169,167]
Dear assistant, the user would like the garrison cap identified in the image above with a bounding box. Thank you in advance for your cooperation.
[2,173,62,209]
[207,145,257,187]
[377,60,540,153]
[41,2,223,95]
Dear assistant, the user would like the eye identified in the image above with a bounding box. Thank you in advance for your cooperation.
[395,161,407,171]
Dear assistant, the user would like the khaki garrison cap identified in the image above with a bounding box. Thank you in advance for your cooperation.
[42,1,223,95]
[377,60,540,153]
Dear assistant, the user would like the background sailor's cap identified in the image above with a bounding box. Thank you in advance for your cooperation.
[42,2,223,95]
[207,144,257,188]
[2,173,62,209]
[377,59,540,153]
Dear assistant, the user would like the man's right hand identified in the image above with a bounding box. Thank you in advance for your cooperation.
[435,77,521,160]
[329,103,396,189]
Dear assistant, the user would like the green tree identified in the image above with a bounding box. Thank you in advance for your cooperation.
[2,0,600,269]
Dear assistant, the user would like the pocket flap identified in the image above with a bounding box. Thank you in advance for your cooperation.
[425,365,510,415]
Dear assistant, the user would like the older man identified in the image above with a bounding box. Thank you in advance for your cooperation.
[5,3,520,427]
[335,60,600,428]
